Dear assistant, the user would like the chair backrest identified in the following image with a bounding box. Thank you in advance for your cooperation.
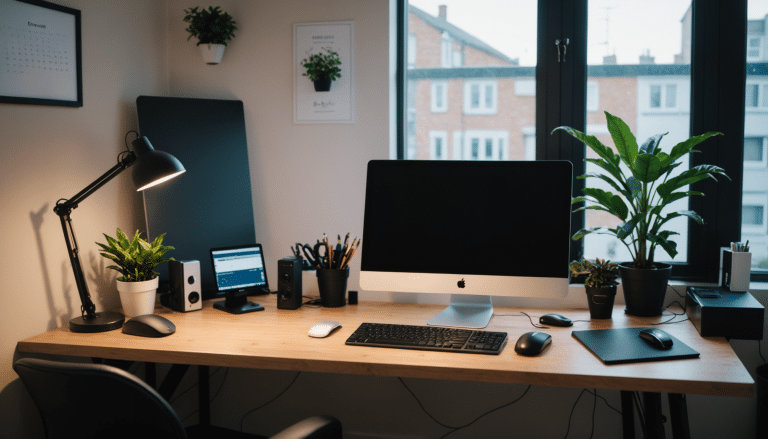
[13,358,188,439]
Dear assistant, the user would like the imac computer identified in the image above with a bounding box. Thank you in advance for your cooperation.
[210,244,269,314]
[360,160,573,328]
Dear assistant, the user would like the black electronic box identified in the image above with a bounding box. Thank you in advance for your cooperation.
[685,286,764,340]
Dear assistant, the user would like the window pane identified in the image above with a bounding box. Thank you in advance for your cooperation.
[744,0,768,272]
[746,84,759,107]
[405,0,536,161]
[584,1,692,264]
[745,137,764,162]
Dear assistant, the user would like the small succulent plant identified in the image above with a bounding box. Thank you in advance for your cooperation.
[569,257,619,288]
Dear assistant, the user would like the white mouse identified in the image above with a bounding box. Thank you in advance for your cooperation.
[308,321,342,338]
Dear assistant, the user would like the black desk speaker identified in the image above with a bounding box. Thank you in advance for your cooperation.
[278,258,302,310]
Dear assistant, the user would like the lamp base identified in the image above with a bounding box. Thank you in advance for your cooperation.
[70,311,125,333]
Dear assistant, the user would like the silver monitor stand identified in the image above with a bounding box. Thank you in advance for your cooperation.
[426,294,493,329]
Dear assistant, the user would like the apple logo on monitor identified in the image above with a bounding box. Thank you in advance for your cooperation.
[457,278,465,288]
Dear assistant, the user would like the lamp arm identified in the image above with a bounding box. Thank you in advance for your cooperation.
[53,151,137,320]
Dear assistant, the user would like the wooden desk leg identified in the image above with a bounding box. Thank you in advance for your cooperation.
[643,392,666,439]
[667,393,690,439]
[620,391,635,439]
[199,365,210,426]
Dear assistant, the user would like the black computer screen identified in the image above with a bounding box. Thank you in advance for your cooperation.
[210,245,267,291]
[361,160,573,279]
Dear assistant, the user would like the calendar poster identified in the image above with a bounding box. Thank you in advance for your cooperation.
[1,1,82,107]
[294,21,354,123]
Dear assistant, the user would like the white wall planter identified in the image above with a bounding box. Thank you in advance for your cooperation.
[198,43,226,65]
[117,277,159,317]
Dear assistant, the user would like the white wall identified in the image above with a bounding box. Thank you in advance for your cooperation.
[0,1,168,436]
[1,1,766,438]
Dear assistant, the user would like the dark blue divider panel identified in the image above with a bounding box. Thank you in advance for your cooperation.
[137,96,255,297]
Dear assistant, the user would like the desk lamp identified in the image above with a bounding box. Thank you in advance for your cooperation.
[53,132,185,333]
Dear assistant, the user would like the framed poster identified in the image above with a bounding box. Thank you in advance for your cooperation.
[0,0,83,107]
[294,21,354,123]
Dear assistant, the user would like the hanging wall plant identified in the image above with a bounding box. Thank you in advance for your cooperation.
[183,6,238,65]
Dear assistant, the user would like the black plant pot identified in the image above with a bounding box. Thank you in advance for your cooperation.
[585,284,617,319]
[618,262,672,317]
[313,76,333,92]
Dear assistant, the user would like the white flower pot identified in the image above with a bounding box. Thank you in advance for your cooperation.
[197,43,226,65]
[117,277,159,317]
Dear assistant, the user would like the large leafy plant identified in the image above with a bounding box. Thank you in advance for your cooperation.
[183,6,238,46]
[553,111,728,269]
[96,228,174,282]
[301,48,342,82]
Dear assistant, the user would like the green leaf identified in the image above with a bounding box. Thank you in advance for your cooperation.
[664,132,722,167]
[605,111,639,168]
[626,176,643,200]
[648,231,679,259]
[632,153,663,182]
[581,187,629,221]
[572,227,619,241]
[640,133,667,154]
[657,165,729,199]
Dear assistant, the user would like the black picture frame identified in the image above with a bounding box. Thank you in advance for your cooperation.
[0,0,83,107]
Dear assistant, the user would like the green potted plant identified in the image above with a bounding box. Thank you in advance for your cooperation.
[570,257,619,319]
[183,6,238,65]
[301,48,342,92]
[553,111,728,316]
[96,228,175,317]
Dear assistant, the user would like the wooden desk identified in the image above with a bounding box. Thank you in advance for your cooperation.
[17,298,754,437]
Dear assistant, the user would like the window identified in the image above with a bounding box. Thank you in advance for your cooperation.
[463,80,497,114]
[429,131,448,160]
[586,81,599,112]
[441,32,453,67]
[647,83,680,110]
[742,193,767,235]
[399,0,764,280]
[430,81,448,112]
[455,130,509,160]
[746,82,768,109]
[745,137,767,167]
[748,36,762,60]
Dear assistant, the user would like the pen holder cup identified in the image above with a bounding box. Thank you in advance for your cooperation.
[720,248,752,292]
[317,267,349,308]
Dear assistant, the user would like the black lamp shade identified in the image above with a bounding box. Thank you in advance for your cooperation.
[131,136,186,191]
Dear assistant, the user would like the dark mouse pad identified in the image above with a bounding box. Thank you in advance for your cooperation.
[572,328,700,365]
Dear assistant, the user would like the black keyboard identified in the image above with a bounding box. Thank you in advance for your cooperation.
[345,322,508,354]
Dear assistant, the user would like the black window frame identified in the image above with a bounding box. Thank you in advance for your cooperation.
[396,0,766,283]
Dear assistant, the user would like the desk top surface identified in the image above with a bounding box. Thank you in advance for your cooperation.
[17,297,754,397]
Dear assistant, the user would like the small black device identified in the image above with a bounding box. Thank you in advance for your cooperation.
[277,257,303,310]
[514,331,552,356]
[210,244,268,314]
[163,260,202,312]
[685,286,764,339]
[639,328,674,350]
[539,313,573,327]
[345,323,508,354]
[122,314,176,338]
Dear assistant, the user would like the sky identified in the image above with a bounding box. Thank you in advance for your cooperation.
[409,0,768,66]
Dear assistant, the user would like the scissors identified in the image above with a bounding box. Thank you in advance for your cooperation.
[301,240,329,269]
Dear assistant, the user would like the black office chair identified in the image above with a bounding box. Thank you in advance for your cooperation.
[13,358,341,439]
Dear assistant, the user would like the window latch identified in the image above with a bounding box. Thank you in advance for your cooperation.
[555,38,570,63]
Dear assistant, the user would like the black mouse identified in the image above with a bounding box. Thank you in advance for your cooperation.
[122,314,176,338]
[514,331,552,356]
[539,313,573,327]
[639,328,673,350]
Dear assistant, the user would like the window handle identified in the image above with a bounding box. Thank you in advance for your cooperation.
[555,38,570,63]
